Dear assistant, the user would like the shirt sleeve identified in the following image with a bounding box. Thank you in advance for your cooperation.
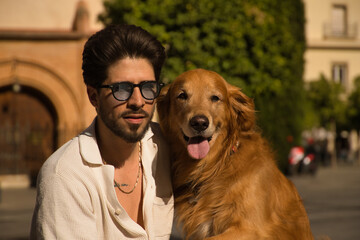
[30,170,98,240]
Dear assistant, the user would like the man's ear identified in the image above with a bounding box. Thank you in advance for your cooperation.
[157,84,170,101]
[156,84,171,118]
[87,85,99,108]
[156,83,171,132]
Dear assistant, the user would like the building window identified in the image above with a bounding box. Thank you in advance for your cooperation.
[332,63,347,87]
[331,4,347,37]
[324,4,356,39]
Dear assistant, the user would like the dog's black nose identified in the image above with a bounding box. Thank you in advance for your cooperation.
[190,115,209,132]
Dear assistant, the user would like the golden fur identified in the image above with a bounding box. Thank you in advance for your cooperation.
[157,69,313,240]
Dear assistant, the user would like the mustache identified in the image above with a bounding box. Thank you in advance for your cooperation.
[120,109,150,118]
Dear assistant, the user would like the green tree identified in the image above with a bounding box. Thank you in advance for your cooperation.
[99,0,306,171]
[306,75,347,128]
[348,76,360,131]
[347,76,360,164]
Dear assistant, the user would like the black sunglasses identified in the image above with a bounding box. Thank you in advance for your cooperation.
[98,81,164,101]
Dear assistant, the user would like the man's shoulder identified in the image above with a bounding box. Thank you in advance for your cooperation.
[39,137,81,177]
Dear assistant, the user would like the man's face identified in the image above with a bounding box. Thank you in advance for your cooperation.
[89,57,156,143]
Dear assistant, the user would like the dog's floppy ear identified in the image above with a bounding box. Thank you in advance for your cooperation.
[228,84,255,132]
[156,83,171,132]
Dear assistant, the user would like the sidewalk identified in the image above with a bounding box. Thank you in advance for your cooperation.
[0,166,359,240]
[289,165,360,240]
[0,187,36,240]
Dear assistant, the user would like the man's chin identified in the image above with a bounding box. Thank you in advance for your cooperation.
[113,120,151,143]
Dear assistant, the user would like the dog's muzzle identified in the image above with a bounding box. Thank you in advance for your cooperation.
[182,115,214,160]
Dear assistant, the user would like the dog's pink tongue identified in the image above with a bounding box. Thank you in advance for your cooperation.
[187,137,210,159]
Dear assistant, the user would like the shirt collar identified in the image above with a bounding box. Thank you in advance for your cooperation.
[79,117,155,165]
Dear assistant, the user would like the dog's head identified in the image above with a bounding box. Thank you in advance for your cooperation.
[157,69,255,160]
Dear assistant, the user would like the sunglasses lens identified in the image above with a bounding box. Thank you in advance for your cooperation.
[113,83,132,101]
[141,82,159,100]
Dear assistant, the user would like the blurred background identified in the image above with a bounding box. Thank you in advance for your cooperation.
[0,0,359,239]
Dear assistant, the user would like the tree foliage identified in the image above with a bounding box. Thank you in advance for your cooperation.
[347,76,360,131]
[99,0,306,171]
[305,75,347,129]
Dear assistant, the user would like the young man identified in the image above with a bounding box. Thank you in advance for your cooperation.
[30,24,174,239]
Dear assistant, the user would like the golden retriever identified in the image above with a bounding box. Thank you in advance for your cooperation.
[157,69,313,240]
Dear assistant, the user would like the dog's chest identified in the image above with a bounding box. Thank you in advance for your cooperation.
[175,183,219,238]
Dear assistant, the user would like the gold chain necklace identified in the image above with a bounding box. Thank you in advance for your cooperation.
[105,142,142,195]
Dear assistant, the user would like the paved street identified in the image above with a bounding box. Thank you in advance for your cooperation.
[0,165,359,240]
[0,187,36,240]
[289,165,360,240]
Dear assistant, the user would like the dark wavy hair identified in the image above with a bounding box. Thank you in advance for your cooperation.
[82,24,166,88]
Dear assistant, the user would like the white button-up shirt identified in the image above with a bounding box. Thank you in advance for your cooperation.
[30,119,174,240]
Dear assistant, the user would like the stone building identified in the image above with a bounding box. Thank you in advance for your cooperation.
[0,0,101,185]
[303,0,360,92]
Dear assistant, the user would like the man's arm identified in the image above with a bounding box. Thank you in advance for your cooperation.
[30,172,97,240]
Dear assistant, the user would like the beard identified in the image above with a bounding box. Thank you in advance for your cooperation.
[98,106,154,143]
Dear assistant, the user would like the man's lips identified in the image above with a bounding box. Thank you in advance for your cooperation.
[121,110,149,124]
[123,114,146,124]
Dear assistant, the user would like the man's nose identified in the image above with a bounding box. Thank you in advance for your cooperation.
[127,87,145,109]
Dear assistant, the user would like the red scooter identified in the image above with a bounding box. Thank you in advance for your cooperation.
[288,146,317,175]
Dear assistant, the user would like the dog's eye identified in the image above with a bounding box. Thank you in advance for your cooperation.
[177,92,188,100]
[211,95,220,102]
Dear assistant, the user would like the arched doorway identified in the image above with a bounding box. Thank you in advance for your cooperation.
[0,84,57,185]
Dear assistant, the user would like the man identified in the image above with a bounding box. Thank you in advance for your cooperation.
[30,24,174,239]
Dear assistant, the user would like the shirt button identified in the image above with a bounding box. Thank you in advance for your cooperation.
[115,208,122,215]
